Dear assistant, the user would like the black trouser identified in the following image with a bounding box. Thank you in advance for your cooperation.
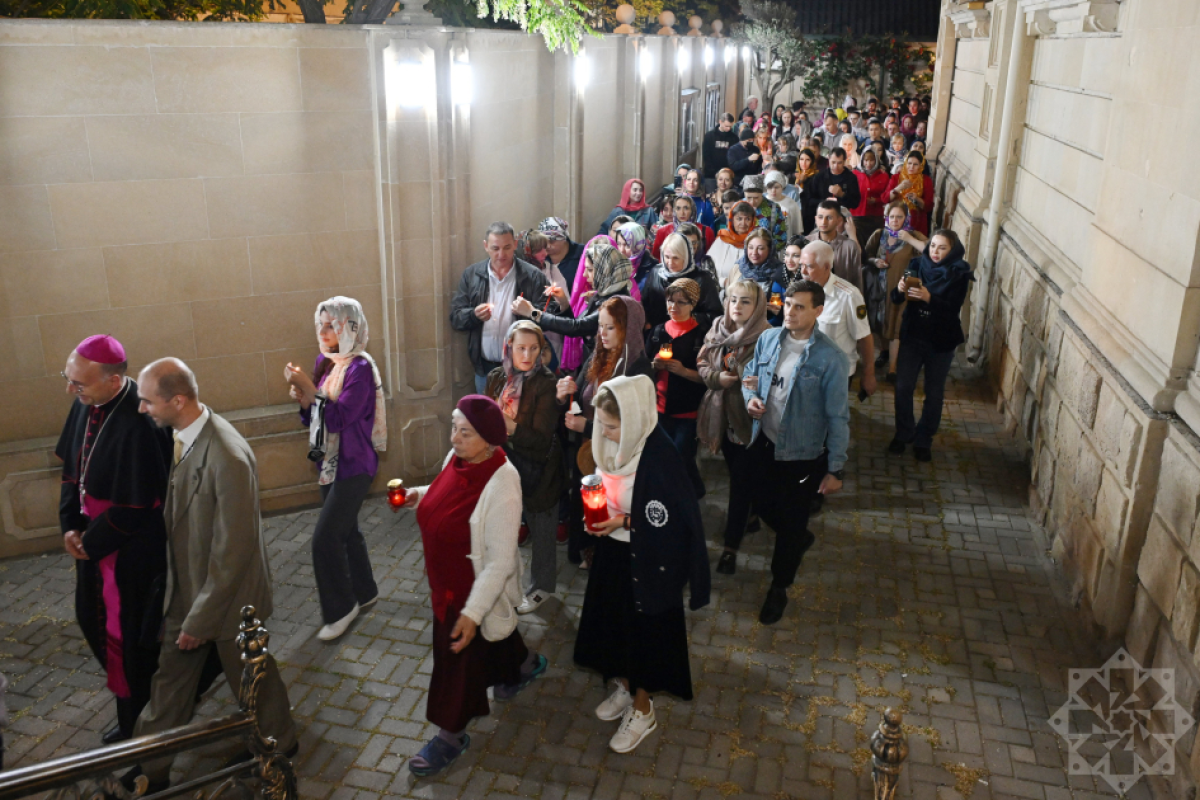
[720,434,755,551]
[745,436,823,588]
[894,339,956,448]
[313,473,378,623]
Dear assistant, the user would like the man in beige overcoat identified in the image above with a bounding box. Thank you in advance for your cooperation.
[131,358,298,789]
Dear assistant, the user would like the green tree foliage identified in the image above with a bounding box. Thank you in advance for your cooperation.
[0,0,265,20]
[735,0,817,112]
[802,35,935,107]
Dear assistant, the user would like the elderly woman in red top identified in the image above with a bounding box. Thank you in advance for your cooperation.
[399,396,547,777]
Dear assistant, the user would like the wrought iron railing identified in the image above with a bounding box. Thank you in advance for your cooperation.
[0,607,297,800]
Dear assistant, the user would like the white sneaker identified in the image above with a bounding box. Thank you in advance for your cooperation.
[517,591,553,615]
[595,683,633,721]
[609,702,657,753]
[317,604,359,641]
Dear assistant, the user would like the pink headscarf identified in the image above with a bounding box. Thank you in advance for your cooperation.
[560,234,640,371]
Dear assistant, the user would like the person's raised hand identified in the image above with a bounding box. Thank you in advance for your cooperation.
[907,285,931,303]
[556,376,576,404]
[511,296,534,318]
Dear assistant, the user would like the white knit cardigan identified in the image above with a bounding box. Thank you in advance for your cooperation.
[410,451,524,642]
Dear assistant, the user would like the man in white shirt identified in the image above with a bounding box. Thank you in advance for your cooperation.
[798,241,877,398]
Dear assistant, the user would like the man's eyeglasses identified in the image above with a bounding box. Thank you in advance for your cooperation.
[60,371,88,391]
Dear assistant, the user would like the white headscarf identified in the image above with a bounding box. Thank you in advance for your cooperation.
[310,296,387,485]
[591,374,658,478]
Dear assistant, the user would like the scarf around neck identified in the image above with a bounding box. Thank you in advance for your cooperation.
[618,179,649,213]
[696,296,771,453]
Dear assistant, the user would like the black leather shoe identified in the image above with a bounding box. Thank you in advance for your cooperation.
[913,446,932,463]
[887,438,906,455]
[716,551,737,575]
[759,586,789,625]
[101,723,126,745]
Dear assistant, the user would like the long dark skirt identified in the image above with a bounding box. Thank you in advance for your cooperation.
[573,536,694,700]
[426,606,528,732]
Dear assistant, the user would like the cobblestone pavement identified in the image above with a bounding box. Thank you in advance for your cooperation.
[1,370,1153,800]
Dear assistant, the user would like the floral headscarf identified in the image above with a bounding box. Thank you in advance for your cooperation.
[881,205,915,256]
[310,296,387,486]
[897,152,926,215]
[615,221,649,271]
[537,216,570,242]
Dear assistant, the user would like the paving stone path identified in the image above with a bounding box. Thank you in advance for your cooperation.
[0,370,1152,799]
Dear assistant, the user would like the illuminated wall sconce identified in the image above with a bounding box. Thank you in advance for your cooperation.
[676,46,690,74]
[389,58,435,109]
[575,52,591,90]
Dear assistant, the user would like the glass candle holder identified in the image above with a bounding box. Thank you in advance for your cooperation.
[386,479,407,511]
[581,474,610,531]
[658,343,674,360]
[770,292,783,305]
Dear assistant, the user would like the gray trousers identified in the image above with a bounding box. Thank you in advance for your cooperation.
[134,627,297,782]
[526,507,558,594]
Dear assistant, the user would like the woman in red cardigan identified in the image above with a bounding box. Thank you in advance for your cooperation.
[885,151,935,235]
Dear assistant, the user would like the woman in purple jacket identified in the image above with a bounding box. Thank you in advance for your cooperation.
[285,297,388,642]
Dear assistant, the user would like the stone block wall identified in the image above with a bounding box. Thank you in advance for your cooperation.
[931,1,1200,793]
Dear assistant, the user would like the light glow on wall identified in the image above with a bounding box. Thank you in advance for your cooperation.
[639,47,653,79]
[704,45,713,67]
[724,44,735,63]
[575,52,590,89]
[676,46,690,74]
[452,61,473,106]
[389,59,435,109]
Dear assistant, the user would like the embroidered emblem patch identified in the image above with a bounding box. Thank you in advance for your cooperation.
[856,304,867,319]
[646,500,669,527]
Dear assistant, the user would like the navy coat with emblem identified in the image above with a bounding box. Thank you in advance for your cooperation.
[626,425,711,615]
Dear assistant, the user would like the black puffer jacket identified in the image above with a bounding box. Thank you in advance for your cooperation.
[890,240,974,353]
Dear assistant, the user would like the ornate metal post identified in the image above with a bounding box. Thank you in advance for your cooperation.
[236,606,298,800]
[870,707,908,800]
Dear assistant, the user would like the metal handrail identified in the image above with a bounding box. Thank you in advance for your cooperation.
[0,607,297,800]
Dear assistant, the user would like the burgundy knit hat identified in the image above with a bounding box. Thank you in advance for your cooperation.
[456,395,508,447]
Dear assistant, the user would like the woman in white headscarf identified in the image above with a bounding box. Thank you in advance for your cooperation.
[285,296,387,642]
[573,375,710,755]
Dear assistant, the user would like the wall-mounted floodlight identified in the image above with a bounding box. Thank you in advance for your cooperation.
[451,60,473,106]
[639,46,653,79]
[390,60,435,109]
[676,46,690,74]
[704,45,713,67]
[575,53,590,89]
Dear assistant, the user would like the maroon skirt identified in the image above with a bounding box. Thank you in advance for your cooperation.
[426,605,528,732]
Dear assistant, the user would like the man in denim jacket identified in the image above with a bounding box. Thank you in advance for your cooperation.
[742,279,851,624]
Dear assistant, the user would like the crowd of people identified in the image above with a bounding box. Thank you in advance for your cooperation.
[43,91,972,789]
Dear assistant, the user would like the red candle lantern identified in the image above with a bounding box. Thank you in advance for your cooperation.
[581,474,610,531]
[386,479,407,511]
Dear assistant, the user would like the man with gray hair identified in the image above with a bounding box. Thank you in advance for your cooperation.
[127,358,297,792]
[450,221,550,393]
[798,240,876,397]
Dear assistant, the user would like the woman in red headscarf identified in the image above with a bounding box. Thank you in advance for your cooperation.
[599,178,657,235]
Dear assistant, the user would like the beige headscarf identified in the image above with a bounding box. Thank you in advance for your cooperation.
[311,296,387,485]
[591,374,657,479]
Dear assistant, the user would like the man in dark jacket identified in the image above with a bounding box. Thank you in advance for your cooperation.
[801,148,861,230]
[726,128,762,184]
[702,113,739,184]
[450,222,550,392]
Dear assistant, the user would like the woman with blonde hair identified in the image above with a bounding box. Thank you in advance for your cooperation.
[697,280,772,574]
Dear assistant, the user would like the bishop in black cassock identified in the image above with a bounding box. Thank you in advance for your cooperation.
[56,335,172,743]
